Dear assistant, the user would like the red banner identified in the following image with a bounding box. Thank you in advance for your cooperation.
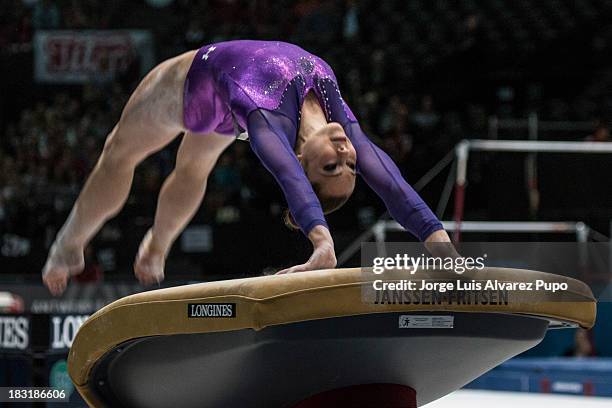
[33,30,154,83]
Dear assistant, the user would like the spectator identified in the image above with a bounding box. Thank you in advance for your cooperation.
[212,154,242,197]
[32,0,60,30]
[342,0,359,42]
[378,95,410,135]
[382,129,413,166]
[585,122,610,142]
[292,0,339,45]
[185,18,205,49]
[563,329,597,357]
[62,0,90,28]
[412,95,440,132]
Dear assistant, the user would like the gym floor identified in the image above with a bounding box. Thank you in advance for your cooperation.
[427,390,612,407]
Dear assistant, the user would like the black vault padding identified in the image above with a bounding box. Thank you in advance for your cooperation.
[89,312,552,408]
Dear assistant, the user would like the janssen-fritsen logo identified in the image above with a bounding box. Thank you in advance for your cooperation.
[188,303,236,318]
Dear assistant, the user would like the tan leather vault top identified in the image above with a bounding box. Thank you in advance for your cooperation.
[68,267,596,393]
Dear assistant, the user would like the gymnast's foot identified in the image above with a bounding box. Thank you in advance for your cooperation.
[42,242,85,296]
[134,229,166,286]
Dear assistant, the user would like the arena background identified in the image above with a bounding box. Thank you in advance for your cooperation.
[1,0,611,406]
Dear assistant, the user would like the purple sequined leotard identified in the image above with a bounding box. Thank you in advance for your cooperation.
[183,40,442,240]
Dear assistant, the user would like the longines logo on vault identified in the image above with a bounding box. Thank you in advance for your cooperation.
[188,303,236,318]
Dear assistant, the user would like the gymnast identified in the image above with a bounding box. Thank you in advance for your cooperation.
[42,40,455,295]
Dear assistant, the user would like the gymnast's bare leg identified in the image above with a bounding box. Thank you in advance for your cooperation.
[42,51,198,295]
[134,131,234,285]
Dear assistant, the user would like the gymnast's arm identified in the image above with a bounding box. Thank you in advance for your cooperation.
[247,109,337,272]
[343,121,458,257]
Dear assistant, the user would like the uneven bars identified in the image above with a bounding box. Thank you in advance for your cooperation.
[468,139,612,153]
[380,220,586,233]
[453,140,612,242]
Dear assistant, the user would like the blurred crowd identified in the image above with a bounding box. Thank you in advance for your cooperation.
[1,0,612,268]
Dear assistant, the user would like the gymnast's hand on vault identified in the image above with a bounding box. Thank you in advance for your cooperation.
[277,226,337,274]
[424,230,461,259]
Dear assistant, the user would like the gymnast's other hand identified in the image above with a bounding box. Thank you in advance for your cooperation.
[424,229,461,259]
[277,225,337,274]
[42,241,85,296]
[134,229,166,286]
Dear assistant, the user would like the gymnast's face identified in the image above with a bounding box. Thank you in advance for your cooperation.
[299,122,357,199]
